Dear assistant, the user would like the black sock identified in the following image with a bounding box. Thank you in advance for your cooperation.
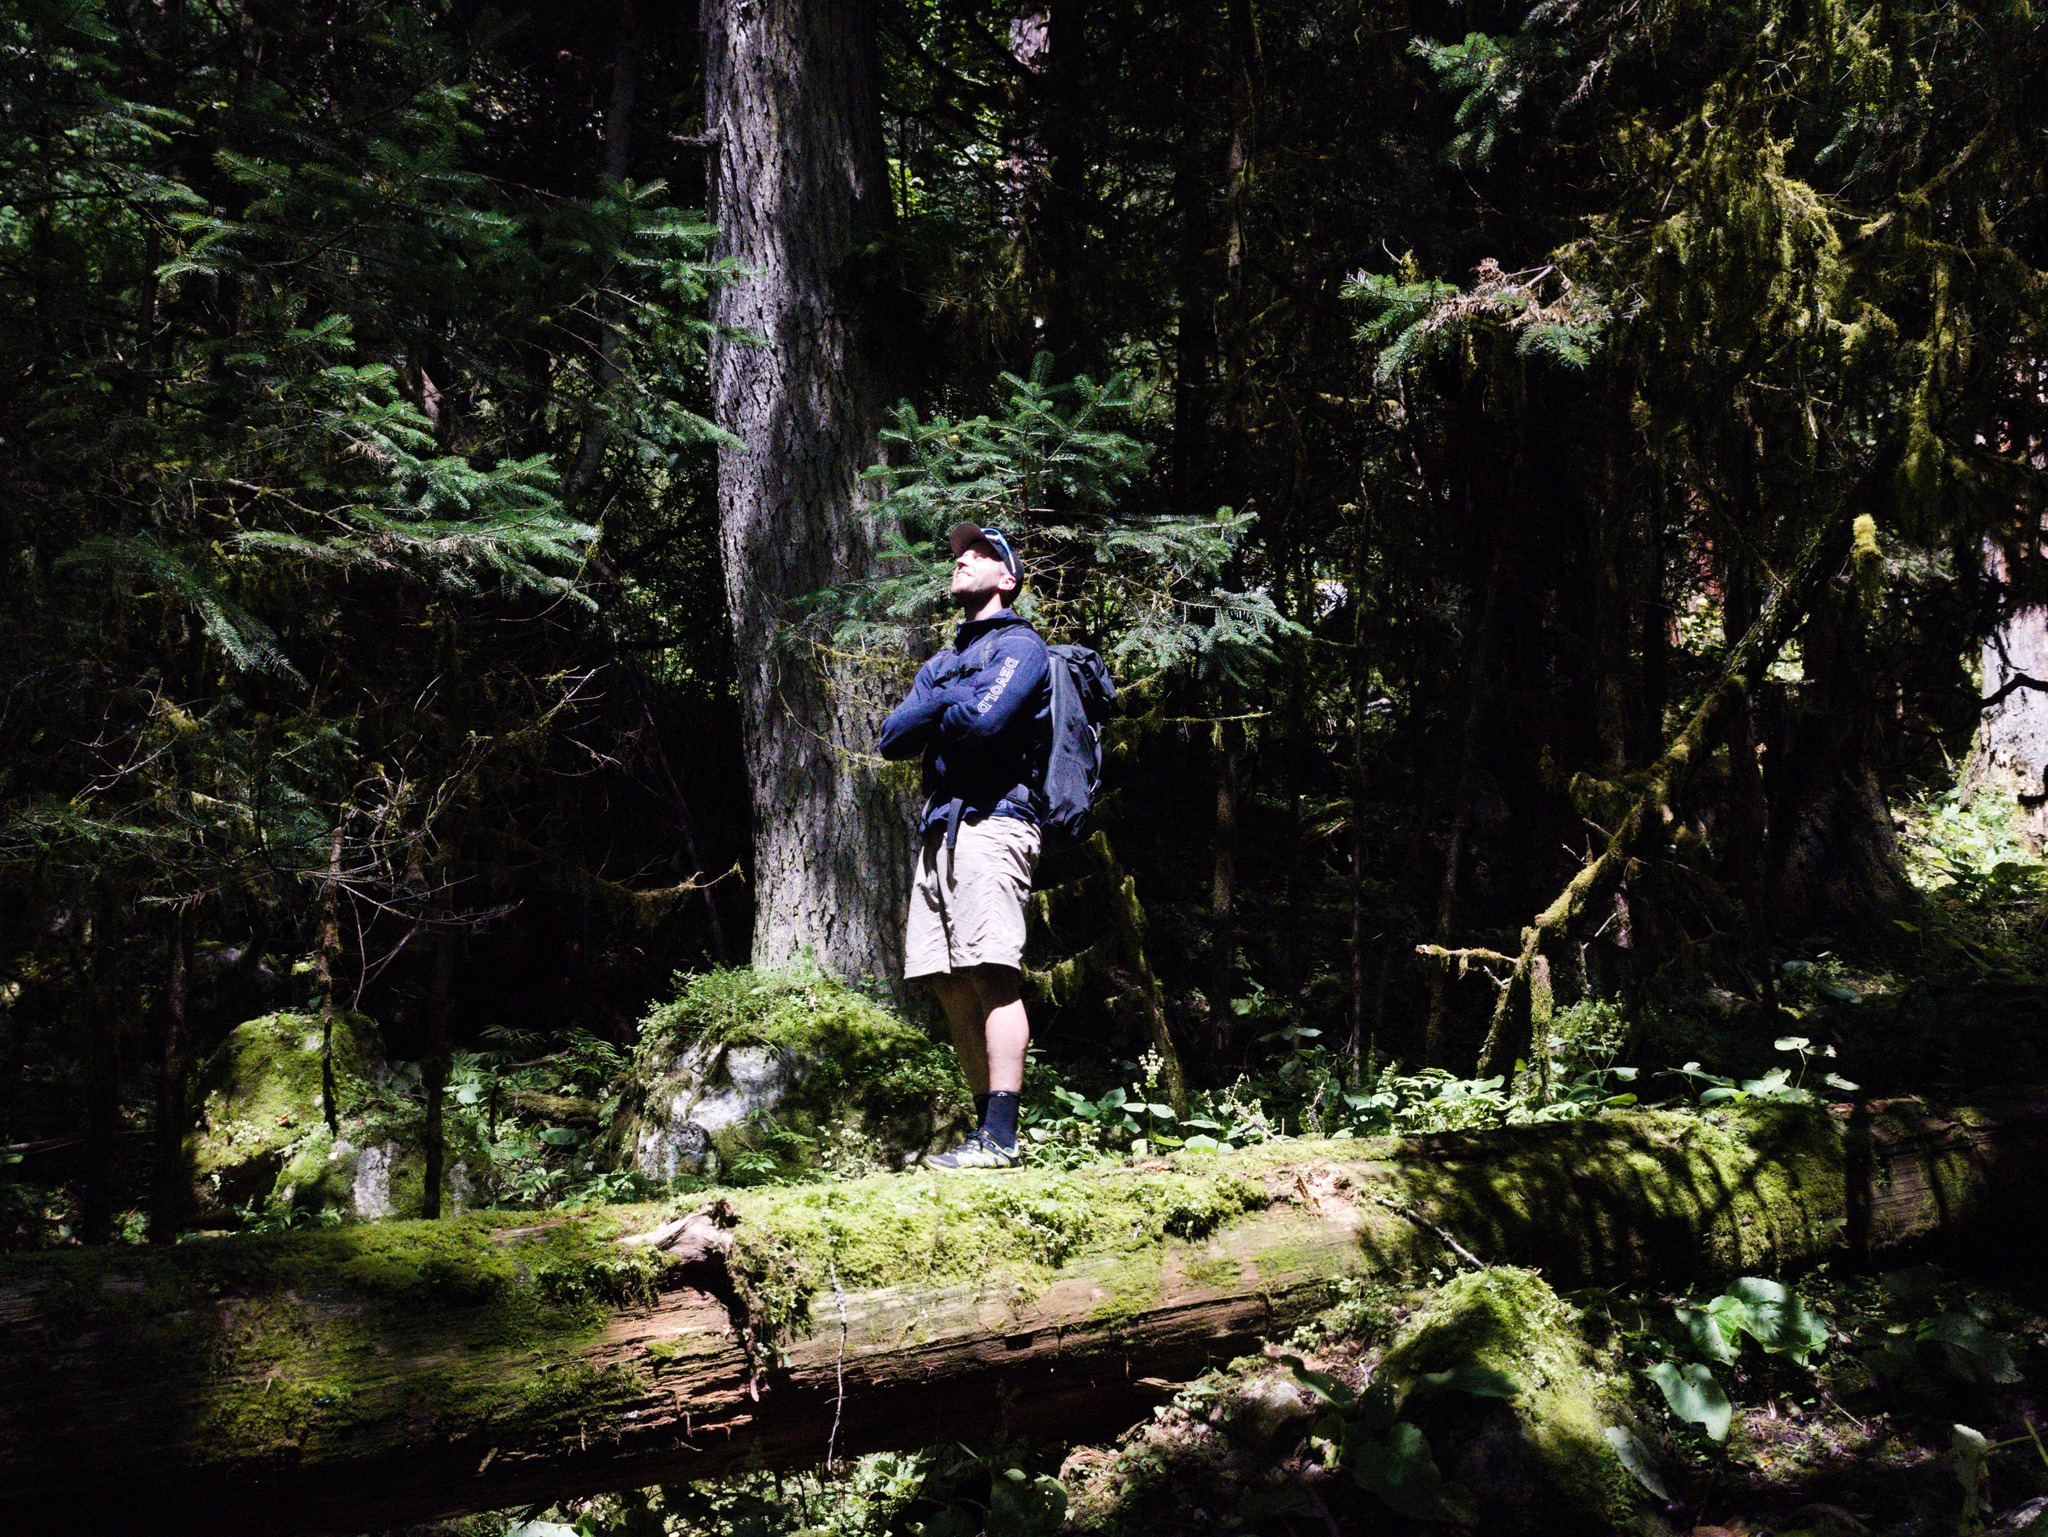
[974,1092,990,1130]
[982,1090,1020,1150]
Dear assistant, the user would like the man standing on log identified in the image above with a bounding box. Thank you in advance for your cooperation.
[878,523,1052,1169]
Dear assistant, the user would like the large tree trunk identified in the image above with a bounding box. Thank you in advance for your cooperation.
[5,1095,2045,1536]
[704,0,910,984]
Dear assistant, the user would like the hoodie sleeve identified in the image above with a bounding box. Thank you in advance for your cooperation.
[936,628,1050,743]
[877,659,954,760]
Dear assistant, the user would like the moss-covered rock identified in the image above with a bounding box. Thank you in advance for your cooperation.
[189,1011,485,1223]
[621,968,970,1181]
[1382,1267,1657,1534]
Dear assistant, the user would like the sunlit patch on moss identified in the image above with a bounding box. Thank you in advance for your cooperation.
[623,969,971,1183]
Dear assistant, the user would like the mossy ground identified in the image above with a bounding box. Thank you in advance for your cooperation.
[1054,1266,1653,1536]
[188,1010,491,1223]
[1380,1267,1646,1531]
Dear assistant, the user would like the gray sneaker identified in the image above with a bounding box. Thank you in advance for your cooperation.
[926,1131,1019,1170]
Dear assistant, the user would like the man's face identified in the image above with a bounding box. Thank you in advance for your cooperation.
[951,539,1015,606]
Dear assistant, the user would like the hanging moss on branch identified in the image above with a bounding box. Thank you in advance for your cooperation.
[1440,516,1856,1082]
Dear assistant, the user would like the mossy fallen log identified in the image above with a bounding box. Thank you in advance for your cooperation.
[1,1095,2042,1535]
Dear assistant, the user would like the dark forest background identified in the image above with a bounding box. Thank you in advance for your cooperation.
[3,0,2046,1247]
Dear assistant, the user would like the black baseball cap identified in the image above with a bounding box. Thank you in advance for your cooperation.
[946,522,1021,583]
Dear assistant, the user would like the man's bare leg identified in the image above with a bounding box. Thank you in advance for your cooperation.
[972,966,1029,1094]
[927,970,989,1097]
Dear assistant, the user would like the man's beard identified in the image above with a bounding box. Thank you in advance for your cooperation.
[952,582,1000,612]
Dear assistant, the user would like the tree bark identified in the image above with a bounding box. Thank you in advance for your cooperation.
[565,0,642,503]
[1423,540,1506,1066]
[1965,535,2048,845]
[317,821,344,1133]
[1766,569,1913,934]
[4,1095,2044,1536]
[703,0,911,986]
[1090,830,1190,1114]
[76,892,123,1246]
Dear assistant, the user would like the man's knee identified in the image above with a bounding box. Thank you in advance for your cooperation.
[970,964,1023,1011]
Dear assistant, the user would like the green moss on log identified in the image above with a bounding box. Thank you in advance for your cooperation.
[723,1163,1271,1338]
[16,1207,672,1465]
[9,1095,2006,1524]
[1377,1103,1847,1284]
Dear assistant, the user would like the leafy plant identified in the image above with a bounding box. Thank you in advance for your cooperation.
[815,356,1302,695]
[1283,1352,1517,1521]
[1865,1308,2023,1390]
[1666,1035,1857,1108]
[1647,1276,1830,1445]
[1677,1277,1830,1367]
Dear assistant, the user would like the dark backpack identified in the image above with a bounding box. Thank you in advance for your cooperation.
[1042,642,1116,837]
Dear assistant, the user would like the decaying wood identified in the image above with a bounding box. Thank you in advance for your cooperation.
[1,1093,2042,1536]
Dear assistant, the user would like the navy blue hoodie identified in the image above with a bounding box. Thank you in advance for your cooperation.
[877,609,1052,839]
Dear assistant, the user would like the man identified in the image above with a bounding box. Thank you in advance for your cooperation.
[877,522,1052,1169]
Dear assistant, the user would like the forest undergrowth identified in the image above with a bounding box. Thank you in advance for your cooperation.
[296,791,2048,1537]
[5,775,2044,1534]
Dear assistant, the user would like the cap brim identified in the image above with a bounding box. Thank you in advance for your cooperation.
[947,522,986,557]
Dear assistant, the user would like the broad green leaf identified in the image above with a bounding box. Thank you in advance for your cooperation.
[988,1470,1068,1537]
[1603,1425,1670,1501]
[1774,1036,1811,1052]
[1862,1336,1921,1385]
[1920,1314,2021,1385]
[1879,1265,1943,1302]
[1346,1420,1450,1521]
[1648,1361,1732,1442]
[1953,1423,1992,1493]
[1676,1303,1740,1365]
[1718,1277,1828,1362]
[1280,1355,1355,1409]
[1413,1364,1520,1400]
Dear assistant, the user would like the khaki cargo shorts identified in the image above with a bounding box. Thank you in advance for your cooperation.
[903,814,1040,978]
